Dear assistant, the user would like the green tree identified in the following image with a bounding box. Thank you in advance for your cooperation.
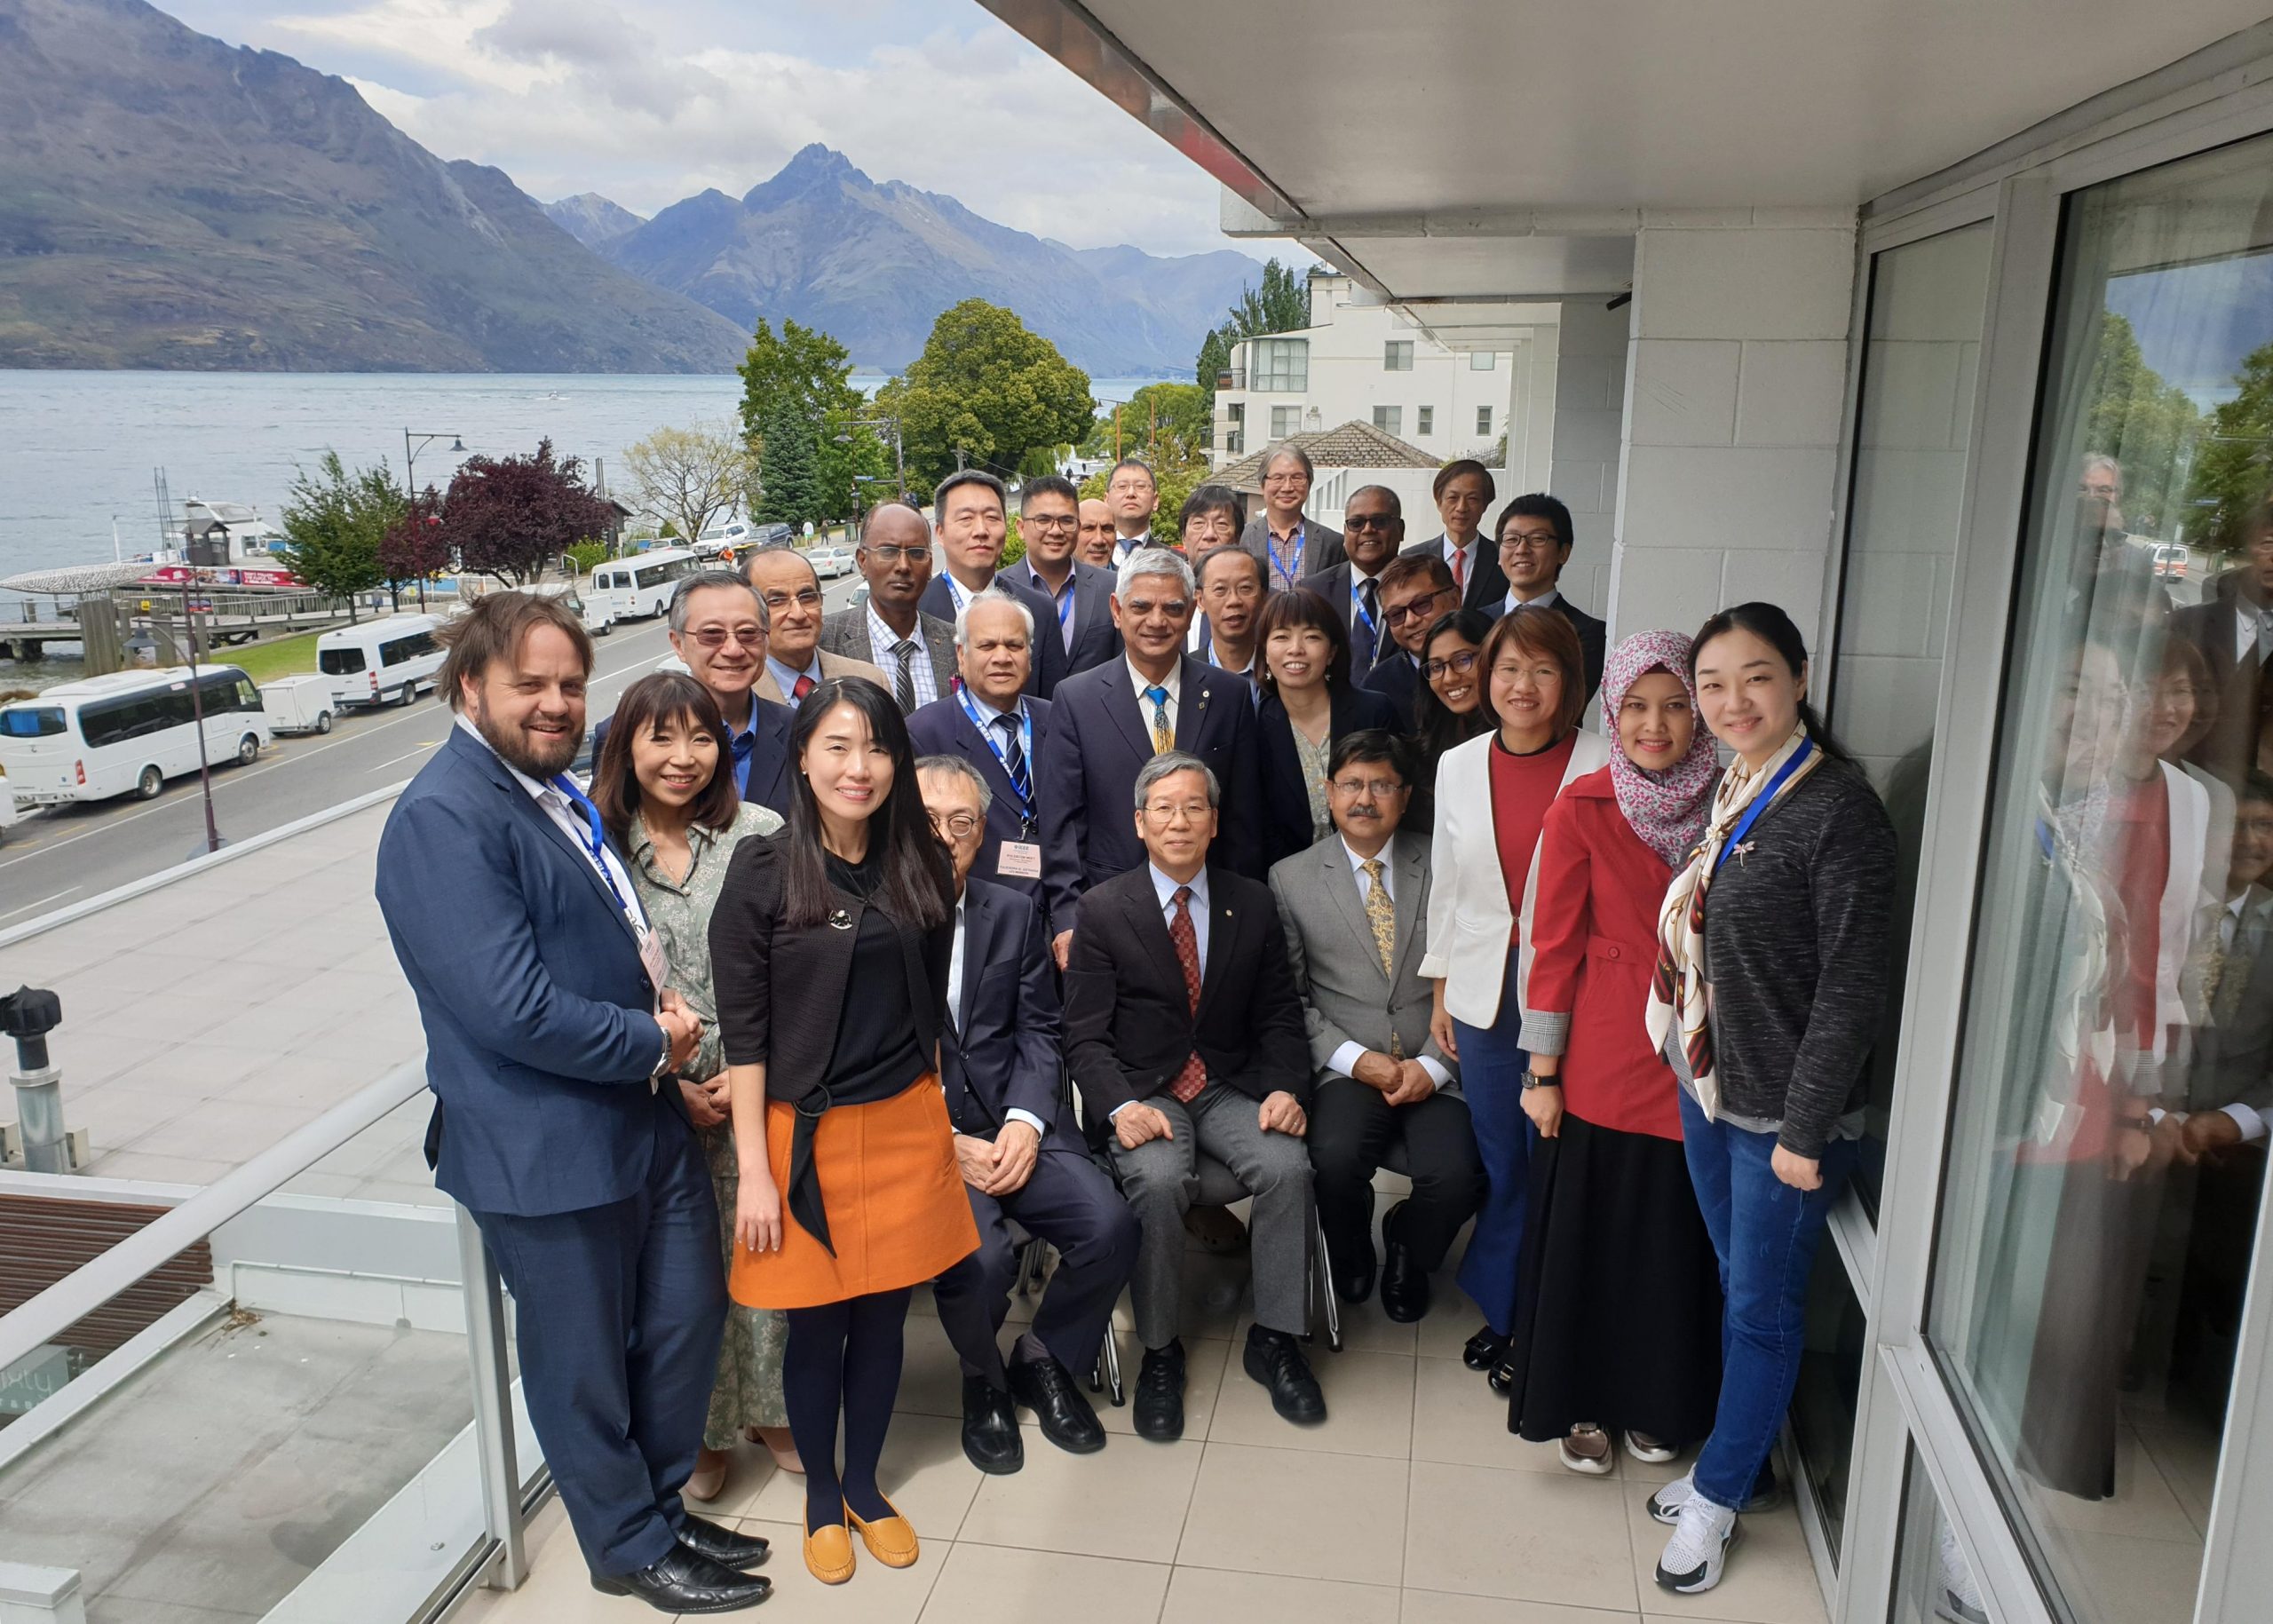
[739,318,880,521]
[277,450,404,620]
[875,300,1094,491]
[1078,450,1210,537]
[2085,313,2200,537]
[1081,383,1213,464]
[622,422,754,543]
[751,398,827,529]
[1195,257,1310,414]
[2185,336,2273,554]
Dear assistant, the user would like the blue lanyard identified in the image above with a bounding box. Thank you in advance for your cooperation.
[956,689,1035,825]
[550,773,635,916]
[1268,527,1304,590]
[1350,575,1379,640]
[1712,740,1812,874]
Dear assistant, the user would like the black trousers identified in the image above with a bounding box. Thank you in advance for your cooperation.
[1307,1075,1485,1271]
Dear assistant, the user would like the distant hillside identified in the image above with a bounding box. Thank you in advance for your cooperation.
[599,146,1266,375]
[545,194,646,250]
[0,0,749,371]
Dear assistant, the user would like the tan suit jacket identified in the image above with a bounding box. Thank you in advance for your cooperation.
[754,648,887,705]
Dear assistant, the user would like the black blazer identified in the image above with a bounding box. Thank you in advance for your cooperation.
[1062,864,1309,1118]
[906,693,1065,915]
[1036,655,1264,927]
[1360,649,1423,732]
[944,877,1069,1138]
[1255,685,1402,870]
[592,695,795,820]
[1008,558,1123,677]
[920,573,1071,699]
[1548,598,1609,707]
[2174,591,2265,774]
[709,836,954,1093]
[1298,560,1395,674]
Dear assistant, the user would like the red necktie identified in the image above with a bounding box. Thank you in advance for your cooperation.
[1167,886,1207,1103]
[792,674,815,702]
[1452,545,1468,593]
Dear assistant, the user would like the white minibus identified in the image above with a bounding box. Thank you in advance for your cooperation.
[525,580,614,638]
[317,615,445,710]
[589,548,698,621]
[0,665,269,805]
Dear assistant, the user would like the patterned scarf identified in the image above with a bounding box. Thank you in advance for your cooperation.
[1601,630,1719,867]
[1647,725,1826,1117]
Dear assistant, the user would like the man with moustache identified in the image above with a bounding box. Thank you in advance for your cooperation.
[819,503,956,711]
[743,547,883,704]
[1301,485,1404,675]
[376,591,771,1613]
[1076,497,1118,570]
[918,469,1070,697]
[1007,474,1121,677]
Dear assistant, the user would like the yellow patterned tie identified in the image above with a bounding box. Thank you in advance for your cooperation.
[1145,685,1173,755]
[1361,858,1395,975]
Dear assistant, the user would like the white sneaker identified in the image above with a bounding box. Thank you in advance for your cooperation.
[1656,1495,1740,1594]
[1936,1523,1989,1624]
[1648,1466,1783,1523]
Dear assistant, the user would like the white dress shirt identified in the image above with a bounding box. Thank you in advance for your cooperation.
[1441,535,1478,592]
[1323,836,1450,1089]
[942,571,989,617]
[1113,533,1152,567]
[2237,600,2272,667]
[867,603,939,707]
[1502,585,1563,616]
[455,716,646,932]
[946,892,1049,1139]
[1127,657,1182,737]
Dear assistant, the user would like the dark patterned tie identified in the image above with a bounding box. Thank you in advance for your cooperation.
[1167,886,1207,1103]
[792,674,815,702]
[892,638,918,713]
[993,712,1031,809]
[1356,576,1380,669]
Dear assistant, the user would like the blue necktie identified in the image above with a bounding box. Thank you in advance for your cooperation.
[729,729,755,795]
[994,712,1031,807]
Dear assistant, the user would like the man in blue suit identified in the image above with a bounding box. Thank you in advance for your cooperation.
[918,756,1138,1475]
[1035,545,1263,966]
[917,469,1070,698]
[906,587,1065,923]
[1003,474,1122,679]
[376,591,772,1614]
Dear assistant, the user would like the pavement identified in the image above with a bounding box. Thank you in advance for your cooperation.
[0,570,866,918]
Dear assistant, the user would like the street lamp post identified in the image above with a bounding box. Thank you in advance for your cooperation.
[836,413,907,503]
[402,430,463,611]
[175,582,223,857]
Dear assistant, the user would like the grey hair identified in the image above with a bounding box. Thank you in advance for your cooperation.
[669,569,769,635]
[1116,544,1195,599]
[1133,749,1220,812]
[916,753,994,815]
[954,582,1035,649]
[1262,442,1315,482]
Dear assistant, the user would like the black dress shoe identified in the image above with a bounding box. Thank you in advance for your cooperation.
[1377,1201,1430,1324]
[961,1374,1025,1474]
[1010,1352,1106,1454]
[1327,1228,1376,1304]
[1134,1340,1186,1441]
[677,1512,771,1570]
[591,1544,772,1612]
[1243,1325,1327,1424]
[1463,1324,1509,1371]
[1486,1347,1519,1397]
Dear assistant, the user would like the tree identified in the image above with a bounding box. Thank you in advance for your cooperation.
[739,318,880,521]
[2084,313,2200,537]
[750,398,828,530]
[440,439,615,585]
[2185,335,2273,554]
[875,300,1094,491]
[277,451,403,619]
[1195,257,1311,413]
[378,490,450,587]
[1081,383,1212,464]
[622,422,754,544]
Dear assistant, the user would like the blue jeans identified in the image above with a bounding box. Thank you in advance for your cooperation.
[1679,1086,1857,1509]
[1453,997,1536,1336]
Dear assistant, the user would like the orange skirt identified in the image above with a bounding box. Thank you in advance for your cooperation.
[728,1076,978,1310]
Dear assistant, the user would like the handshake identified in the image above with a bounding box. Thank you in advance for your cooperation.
[658,990,705,1071]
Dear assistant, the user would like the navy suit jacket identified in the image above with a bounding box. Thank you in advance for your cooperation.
[591,693,795,820]
[1360,648,1424,731]
[1406,535,1510,617]
[1298,560,1394,675]
[920,572,1071,698]
[376,727,680,1217]
[1037,654,1263,927]
[1255,684,1403,870]
[907,693,1063,915]
[1538,597,1608,706]
[943,875,1070,1138]
[1007,558,1122,677]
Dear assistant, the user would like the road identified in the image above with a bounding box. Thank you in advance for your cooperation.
[0,572,867,918]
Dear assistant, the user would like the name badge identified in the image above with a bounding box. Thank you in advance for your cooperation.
[637,923,669,989]
[996,840,1043,880]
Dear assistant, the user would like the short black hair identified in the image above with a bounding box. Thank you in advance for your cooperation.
[1019,474,1079,512]
[934,468,1008,517]
[2241,768,2273,806]
[1327,727,1413,788]
[1108,457,1157,488]
[1495,492,1574,551]
[1179,484,1245,535]
[1197,543,1264,590]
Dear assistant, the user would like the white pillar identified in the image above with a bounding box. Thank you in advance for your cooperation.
[1607,210,1858,647]
[1549,303,1629,617]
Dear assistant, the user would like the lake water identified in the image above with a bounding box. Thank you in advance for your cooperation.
[0,370,1153,690]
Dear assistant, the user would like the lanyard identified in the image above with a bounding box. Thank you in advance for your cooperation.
[1712,739,1812,874]
[550,773,636,918]
[1350,574,1379,641]
[957,688,1036,827]
[1268,527,1304,590]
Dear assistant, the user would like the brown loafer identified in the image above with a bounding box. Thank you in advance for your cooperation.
[846,1498,920,1568]
[803,1520,856,1585]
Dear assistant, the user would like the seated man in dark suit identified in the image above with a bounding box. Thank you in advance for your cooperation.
[1063,752,1324,1439]
[1268,731,1484,1322]
[817,502,956,711]
[920,757,1140,1474]
[907,587,1062,922]
[1037,546,1264,968]
[917,468,1069,697]
[1493,492,1608,705]
[1362,551,1461,728]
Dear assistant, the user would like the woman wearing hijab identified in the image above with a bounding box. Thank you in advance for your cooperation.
[1503,631,1724,1477]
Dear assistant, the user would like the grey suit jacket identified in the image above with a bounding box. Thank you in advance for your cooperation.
[1267,828,1458,1095]
[818,605,957,705]
[753,647,886,705]
[2187,884,2273,1117]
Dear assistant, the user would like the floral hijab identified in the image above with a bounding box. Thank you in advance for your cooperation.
[1601,630,1719,868]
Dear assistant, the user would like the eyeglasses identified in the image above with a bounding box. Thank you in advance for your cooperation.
[1023,515,1078,533]
[1500,530,1564,554]
[1330,776,1407,798]
[1344,513,1398,531]
[760,589,823,611]
[860,544,927,565]
[1142,800,1212,823]
[691,626,764,648]
[929,811,982,839]
[1382,590,1452,626]
[1422,650,1479,680]
[1123,598,1192,618]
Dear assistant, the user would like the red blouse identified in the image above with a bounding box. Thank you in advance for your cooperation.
[1524,765,1684,1140]
[1488,732,1579,924]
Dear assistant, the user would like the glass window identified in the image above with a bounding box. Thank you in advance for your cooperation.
[1417,406,1435,437]
[1385,340,1414,371]
[1930,133,2273,1624]
[1889,1451,1992,1624]
[1253,337,1309,392]
[1470,350,1496,370]
[0,708,66,738]
[319,647,366,675]
[1271,405,1300,440]
[1789,1236,1869,1562]
[1832,219,1995,1215]
[1477,405,1493,437]
[1373,405,1403,436]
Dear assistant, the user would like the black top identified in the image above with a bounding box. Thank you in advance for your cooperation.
[821,851,930,1103]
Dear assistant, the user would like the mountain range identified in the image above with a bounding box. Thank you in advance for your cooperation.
[555,147,1266,375]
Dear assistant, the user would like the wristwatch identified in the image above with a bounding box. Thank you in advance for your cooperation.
[1520,1070,1558,1091]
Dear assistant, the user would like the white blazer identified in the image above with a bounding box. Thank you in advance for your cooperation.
[1420,728,1612,1027]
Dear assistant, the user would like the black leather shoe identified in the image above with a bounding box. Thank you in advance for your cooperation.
[1378,1201,1430,1324]
[677,1512,770,1570]
[1243,1325,1327,1424]
[961,1374,1025,1474]
[1463,1324,1508,1371]
[591,1545,772,1612]
[1486,1348,1519,1397]
[1010,1352,1106,1454]
[1134,1340,1187,1441]
[1327,1226,1376,1304]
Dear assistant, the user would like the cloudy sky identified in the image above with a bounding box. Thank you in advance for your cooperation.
[164,0,1257,257]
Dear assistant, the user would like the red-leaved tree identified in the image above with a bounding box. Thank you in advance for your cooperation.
[378,490,451,585]
[440,440,614,585]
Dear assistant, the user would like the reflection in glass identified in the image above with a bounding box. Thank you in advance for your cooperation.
[1890,1451,1990,1624]
[1931,134,2273,1624]
[1788,1236,1867,1560]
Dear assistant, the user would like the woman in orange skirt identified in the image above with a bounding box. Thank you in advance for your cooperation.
[709,677,977,1585]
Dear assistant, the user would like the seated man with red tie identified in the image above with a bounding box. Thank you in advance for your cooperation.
[1062,752,1322,1442]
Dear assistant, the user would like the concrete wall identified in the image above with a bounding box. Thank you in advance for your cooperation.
[1606,210,1860,649]
[1550,301,1629,618]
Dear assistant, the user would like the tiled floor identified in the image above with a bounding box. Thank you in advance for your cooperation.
[461,1253,1832,1624]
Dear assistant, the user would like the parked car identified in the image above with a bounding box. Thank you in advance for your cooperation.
[808,543,857,579]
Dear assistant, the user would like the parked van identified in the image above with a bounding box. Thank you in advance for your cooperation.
[589,548,698,621]
[527,579,614,638]
[317,614,445,710]
[0,665,269,805]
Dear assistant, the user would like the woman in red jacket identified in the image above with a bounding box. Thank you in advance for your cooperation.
[1502,629,1724,1474]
